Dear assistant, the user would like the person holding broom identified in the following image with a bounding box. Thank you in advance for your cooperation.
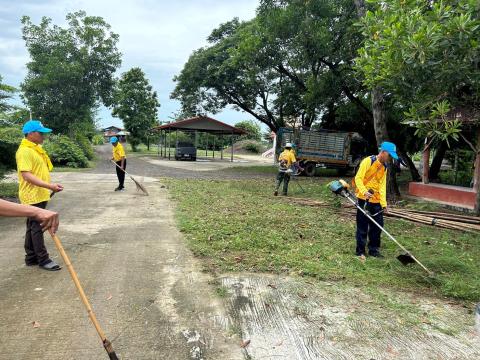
[354,141,398,258]
[110,136,126,191]
[16,120,63,271]
[0,199,59,233]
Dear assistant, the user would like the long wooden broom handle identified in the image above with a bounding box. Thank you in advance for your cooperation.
[110,160,130,177]
[48,230,108,342]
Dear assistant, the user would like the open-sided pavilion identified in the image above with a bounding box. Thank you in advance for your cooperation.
[151,116,246,162]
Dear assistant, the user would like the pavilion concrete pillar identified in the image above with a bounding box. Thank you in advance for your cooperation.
[231,131,234,162]
[160,130,163,157]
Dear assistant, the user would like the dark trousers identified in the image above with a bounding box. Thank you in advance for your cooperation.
[275,171,291,195]
[115,159,126,188]
[356,199,383,256]
[25,201,50,265]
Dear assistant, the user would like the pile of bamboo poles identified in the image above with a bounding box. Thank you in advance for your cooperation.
[386,208,480,233]
[342,203,480,233]
[285,197,480,233]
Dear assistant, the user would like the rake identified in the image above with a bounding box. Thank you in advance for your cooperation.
[48,230,119,359]
[110,160,149,196]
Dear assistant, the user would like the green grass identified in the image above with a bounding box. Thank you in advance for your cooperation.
[0,181,18,199]
[163,176,480,303]
[52,160,96,172]
[222,165,278,175]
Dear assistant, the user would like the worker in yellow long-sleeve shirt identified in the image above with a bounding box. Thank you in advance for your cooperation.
[274,143,297,196]
[354,141,398,258]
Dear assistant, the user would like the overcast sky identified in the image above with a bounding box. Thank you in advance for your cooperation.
[0,0,259,128]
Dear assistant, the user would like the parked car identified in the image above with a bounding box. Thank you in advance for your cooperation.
[275,128,367,176]
[175,141,197,161]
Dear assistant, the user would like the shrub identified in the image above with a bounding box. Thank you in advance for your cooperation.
[92,134,105,145]
[0,127,23,170]
[74,133,95,160]
[243,140,263,154]
[44,135,89,168]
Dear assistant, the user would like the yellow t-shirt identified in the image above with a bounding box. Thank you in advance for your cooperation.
[112,143,126,162]
[16,139,52,205]
[354,156,387,208]
[278,149,296,170]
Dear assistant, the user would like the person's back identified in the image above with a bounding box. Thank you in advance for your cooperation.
[278,148,296,172]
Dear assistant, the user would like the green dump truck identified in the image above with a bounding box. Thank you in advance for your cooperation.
[275,127,367,176]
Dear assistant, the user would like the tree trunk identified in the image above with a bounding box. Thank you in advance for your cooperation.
[422,138,430,184]
[354,0,399,203]
[371,88,399,202]
[371,88,388,145]
[397,148,421,181]
[354,0,366,16]
[429,141,447,181]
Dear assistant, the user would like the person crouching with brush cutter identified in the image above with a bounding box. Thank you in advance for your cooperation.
[110,136,126,191]
[354,141,398,258]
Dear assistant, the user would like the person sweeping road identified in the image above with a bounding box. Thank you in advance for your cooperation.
[354,141,398,258]
[110,136,126,191]
[16,120,63,271]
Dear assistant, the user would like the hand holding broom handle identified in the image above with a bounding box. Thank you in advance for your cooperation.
[48,230,119,360]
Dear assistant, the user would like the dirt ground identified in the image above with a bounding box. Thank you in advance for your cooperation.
[1,148,479,359]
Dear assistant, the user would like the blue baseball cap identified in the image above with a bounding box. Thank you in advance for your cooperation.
[22,120,52,134]
[380,141,398,160]
[110,136,118,144]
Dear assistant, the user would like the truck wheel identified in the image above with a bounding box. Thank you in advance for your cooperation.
[303,162,316,177]
[337,168,348,176]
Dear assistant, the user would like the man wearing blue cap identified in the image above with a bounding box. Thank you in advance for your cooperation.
[353,141,398,258]
[110,136,126,191]
[16,120,63,271]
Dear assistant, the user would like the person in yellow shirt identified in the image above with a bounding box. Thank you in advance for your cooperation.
[110,137,126,191]
[16,120,63,271]
[354,141,398,258]
[274,143,297,196]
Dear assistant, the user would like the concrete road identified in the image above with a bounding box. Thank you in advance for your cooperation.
[0,171,242,359]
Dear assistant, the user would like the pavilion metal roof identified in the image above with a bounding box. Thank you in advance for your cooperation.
[151,116,246,135]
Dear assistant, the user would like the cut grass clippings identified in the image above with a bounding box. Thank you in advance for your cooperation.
[163,176,480,303]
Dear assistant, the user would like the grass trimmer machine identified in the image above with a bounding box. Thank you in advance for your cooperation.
[328,179,434,276]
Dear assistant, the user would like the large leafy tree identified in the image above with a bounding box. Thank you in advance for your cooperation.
[356,0,480,136]
[112,67,160,151]
[356,0,480,209]
[0,75,16,114]
[235,120,262,141]
[21,11,121,135]
[172,18,285,131]
[172,0,371,133]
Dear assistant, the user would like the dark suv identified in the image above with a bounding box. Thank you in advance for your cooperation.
[175,142,197,161]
